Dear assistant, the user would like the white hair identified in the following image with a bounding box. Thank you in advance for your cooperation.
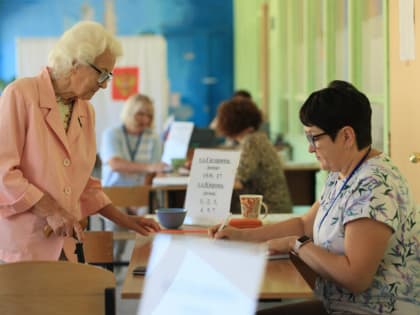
[48,21,123,79]
[121,94,155,128]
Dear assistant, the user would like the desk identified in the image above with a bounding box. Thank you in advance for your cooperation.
[151,162,320,208]
[121,226,313,300]
[121,238,313,300]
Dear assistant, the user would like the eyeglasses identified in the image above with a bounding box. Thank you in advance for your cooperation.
[88,63,113,84]
[136,111,153,118]
[305,132,328,147]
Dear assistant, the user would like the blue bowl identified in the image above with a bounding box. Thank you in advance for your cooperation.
[155,208,187,229]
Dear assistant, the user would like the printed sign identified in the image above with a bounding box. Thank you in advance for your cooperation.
[184,149,241,225]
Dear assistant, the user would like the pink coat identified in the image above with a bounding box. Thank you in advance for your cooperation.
[0,68,111,261]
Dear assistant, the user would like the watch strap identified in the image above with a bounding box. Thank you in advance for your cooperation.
[293,235,312,254]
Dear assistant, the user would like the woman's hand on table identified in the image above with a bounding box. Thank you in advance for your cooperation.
[99,205,160,235]
[147,162,168,173]
[266,236,297,255]
[127,216,161,235]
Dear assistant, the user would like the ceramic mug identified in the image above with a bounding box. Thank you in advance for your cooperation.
[239,194,268,219]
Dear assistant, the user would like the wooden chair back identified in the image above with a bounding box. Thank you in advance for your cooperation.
[103,185,150,208]
[102,186,151,265]
[0,261,116,315]
[63,231,114,270]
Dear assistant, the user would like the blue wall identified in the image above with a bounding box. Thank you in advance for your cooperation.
[0,0,233,126]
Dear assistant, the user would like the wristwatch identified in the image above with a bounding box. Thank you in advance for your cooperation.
[293,235,312,254]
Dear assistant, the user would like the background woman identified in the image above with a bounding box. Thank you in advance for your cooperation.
[217,98,292,213]
[100,93,167,189]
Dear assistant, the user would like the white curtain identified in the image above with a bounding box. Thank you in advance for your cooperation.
[16,36,169,149]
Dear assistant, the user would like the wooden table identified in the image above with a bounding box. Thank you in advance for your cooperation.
[121,234,313,300]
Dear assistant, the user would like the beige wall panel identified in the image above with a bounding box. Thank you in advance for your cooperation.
[389,0,420,201]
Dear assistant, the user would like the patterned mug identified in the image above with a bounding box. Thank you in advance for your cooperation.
[239,194,268,219]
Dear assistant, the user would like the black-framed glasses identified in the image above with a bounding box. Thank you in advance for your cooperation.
[88,63,113,84]
[305,132,328,147]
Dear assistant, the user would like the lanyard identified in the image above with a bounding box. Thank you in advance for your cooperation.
[122,125,142,161]
[317,146,371,232]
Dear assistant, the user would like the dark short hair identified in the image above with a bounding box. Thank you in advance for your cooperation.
[328,80,358,91]
[232,89,252,100]
[299,81,372,149]
[217,98,262,137]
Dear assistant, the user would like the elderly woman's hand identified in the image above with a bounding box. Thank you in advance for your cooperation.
[32,193,84,241]
[45,210,84,241]
[128,216,161,236]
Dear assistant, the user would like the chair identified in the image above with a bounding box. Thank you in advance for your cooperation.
[0,261,116,315]
[103,185,151,208]
[102,185,151,266]
[102,185,151,235]
[63,231,114,271]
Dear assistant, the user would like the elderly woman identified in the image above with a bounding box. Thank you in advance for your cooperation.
[100,93,167,261]
[210,81,419,315]
[0,21,160,262]
[217,98,292,213]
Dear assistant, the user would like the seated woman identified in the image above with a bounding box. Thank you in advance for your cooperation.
[209,89,252,130]
[216,98,292,213]
[100,93,167,260]
[101,93,167,188]
[210,81,419,315]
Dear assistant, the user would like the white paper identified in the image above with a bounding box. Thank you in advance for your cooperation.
[183,149,241,225]
[161,122,194,165]
[152,175,190,186]
[399,0,415,61]
[138,234,267,315]
[161,115,175,138]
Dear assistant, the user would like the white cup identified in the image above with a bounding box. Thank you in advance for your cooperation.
[239,194,268,219]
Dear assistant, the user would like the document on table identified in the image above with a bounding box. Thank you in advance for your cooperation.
[137,234,267,315]
[161,121,194,165]
[184,149,241,225]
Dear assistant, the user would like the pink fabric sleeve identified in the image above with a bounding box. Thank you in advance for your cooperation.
[79,176,112,217]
